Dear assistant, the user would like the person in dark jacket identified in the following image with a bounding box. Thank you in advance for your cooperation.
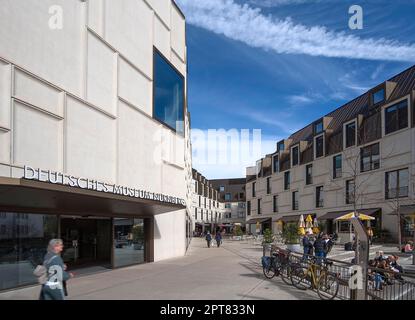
[39,239,73,300]
[205,232,212,248]
[302,231,313,261]
[313,234,327,264]
[215,232,222,248]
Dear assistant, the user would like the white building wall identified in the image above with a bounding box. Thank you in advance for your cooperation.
[0,0,189,261]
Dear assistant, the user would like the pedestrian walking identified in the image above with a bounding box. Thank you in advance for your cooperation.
[367,227,374,245]
[302,231,313,261]
[215,232,222,248]
[205,232,212,248]
[313,233,327,264]
[38,239,73,300]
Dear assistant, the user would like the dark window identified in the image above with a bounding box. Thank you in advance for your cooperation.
[278,141,285,152]
[252,182,256,197]
[199,196,201,207]
[345,121,356,148]
[225,193,231,201]
[153,50,184,134]
[194,208,197,220]
[306,164,313,185]
[372,88,385,105]
[385,100,408,135]
[360,143,380,172]
[333,155,342,179]
[266,177,271,194]
[315,135,324,158]
[292,191,299,210]
[386,168,409,199]
[316,186,324,207]
[273,195,278,213]
[292,146,299,166]
[201,210,203,221]
[257,199,262,215]
[239,192,244,199]
[284,171,290,190]
[225,203,231,209]
[247,201,251,215]
[314,120,323,134]
[273,155,279,173]
[219,186,225,192]
[346,179,355,204]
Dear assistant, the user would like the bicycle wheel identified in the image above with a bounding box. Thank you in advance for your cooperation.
[280,264,292,285]
[290,266,311,290]
[263,264,277,279]
[317,273,340,300]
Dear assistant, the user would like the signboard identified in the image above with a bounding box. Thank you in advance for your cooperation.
[23,165,186,206]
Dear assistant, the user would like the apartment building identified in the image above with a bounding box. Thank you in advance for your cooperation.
[210,178,247,233]
[246,65,415,243]
[0,0,192,291]
[191,169,224,235]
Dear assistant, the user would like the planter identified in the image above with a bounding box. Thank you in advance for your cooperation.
[286,244,301,253]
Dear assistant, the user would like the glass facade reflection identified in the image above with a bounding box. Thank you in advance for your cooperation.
[153,50,184,135]
[113,218,145,268]
[0,212,58,290]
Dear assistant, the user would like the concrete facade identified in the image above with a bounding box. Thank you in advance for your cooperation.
[0,0,191,264]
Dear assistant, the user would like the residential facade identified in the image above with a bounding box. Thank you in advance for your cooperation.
[0,0,192,291]
[246,66,415,243]
[191,169,224,235]
[210,178,247,233]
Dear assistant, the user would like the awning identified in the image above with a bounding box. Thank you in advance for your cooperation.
[246,217,271,224]
[277,214,304,223]
[319,208,380,220]
[0,177,185,217]
[388,205,415,216]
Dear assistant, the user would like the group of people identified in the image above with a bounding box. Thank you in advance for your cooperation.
[368,251,404,291]
[205,231,223,248]
[302,231,335,263]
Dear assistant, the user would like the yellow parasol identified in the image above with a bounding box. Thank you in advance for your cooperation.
[313,217,320,234]
[335,211,375,221]
[305,214,313,228]
[298,215,305,235]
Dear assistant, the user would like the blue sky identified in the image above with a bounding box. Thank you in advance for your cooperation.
[176,0,415,179]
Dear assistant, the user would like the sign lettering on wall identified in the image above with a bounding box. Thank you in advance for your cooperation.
[23,166,186,206]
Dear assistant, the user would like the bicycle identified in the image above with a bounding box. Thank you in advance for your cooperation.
[290,256,340,300]
[262,247,298,286]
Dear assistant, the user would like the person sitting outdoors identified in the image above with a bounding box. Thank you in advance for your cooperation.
[404,241,414,253]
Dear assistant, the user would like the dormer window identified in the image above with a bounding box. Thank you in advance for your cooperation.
[273,155,279,173]
[277,141,285,152]
[291,145,299,166]
[372,88,385,105]
[314,120,323,135]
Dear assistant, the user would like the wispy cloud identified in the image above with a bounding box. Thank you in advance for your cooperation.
[176,0,415,62]
[371,64,385,80]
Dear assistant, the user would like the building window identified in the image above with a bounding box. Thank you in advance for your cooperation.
[225,203,231,209]
[346,179,355,205]
[292,191,299,210]
[273,195,278,213]
[345,121,356,148]
[247,201,251,215]
[239,192,244,199]
[360,143,380,172]
[291,145,299,166]
[204,198,206,208]
[284,171,290,190]
[315,135,324,158]
[266,177,271,194]
[316,186,324,208]
[194,182,198,193]
[194,208,197,220]
[225,193,231,201]
[257,199,262,214]
[314,120,323,134]
[238,202,245,208]
[306,164,313,185]
[199,196,201,207]
[219,186,225,192]
[273,155,279,173]
[372,88,385,105]
[153,50,184,134]
[252,182,256,197]
[385,100,408,135]
[333,155,342,179]
[277,141,285,152]
[386,168,409,199]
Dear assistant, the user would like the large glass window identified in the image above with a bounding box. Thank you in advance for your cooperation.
[345,121,356,148]
[360,143,380,172]
[292,191,299,210]
[113,218,145,268]
[306,164,313,185]
[225,193,232,201]
[316,186,324,208]
[333,155,342,179]
[0,213,58,290]
[385,168,409,199]
[153,50,184,134]
[385,100,408,135]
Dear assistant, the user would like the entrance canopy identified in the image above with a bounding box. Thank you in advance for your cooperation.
[246,217,271,224]
[319,208,380,220]
[0,177,185,217]
[277,214,303,223]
